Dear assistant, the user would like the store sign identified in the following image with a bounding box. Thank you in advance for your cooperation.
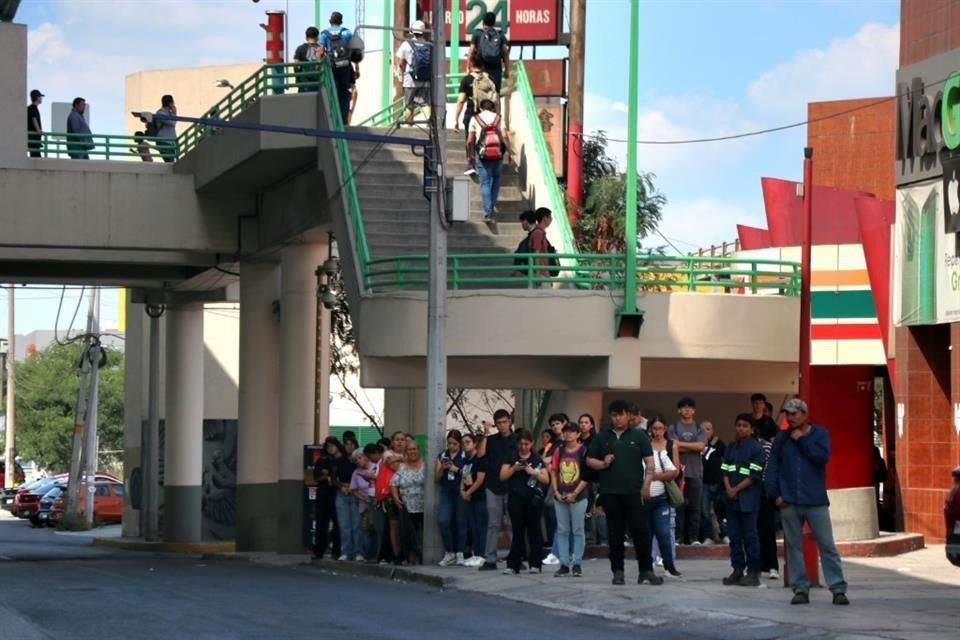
[418,0,560,44]
[893,180,960,325]
[895,50,960,188]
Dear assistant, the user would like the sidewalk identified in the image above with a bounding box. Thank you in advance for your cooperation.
[310,547,960,640]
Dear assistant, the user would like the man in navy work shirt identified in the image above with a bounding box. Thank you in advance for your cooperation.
[586,399,661,586]
[720,414,765,587]
[765,398,849,606]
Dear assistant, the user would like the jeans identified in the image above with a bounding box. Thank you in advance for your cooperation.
[358,509,375,558]
[313,492,337,557]
[781,504,848,594]
[438,490,466,553]
[758,498,779,572]
[333,66,354,122]
[462,493,488,558]
[700,483,721,541]
[676,476,703,544]
[507,493,543,571]
[484,489,510,563]
[602,493,653,573]
[335,493,361,558]
[554,498,587,567]
[726,506,761,574]
[476,158,502,218]
[647,495,677,570]
[543,495,557,555]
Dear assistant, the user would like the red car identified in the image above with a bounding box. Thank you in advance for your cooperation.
[12,473,118,518]
[50,482,125,524]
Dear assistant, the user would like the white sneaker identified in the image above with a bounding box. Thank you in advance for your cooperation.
[463,556,480,567]
[542,553,560,566]
[655,557,664,568]
[354,555,365,562]
[455,552,465,566]
[337,554,349,561]
[768,569,780,580]
[692,541,702,546]
[438,552,456,567]
[722,536,730,544]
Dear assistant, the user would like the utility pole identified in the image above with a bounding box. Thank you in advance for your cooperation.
[3,286,14,490]
[82,288,101,527]
[421,0,449,565]
[142,306,162,541]
[66,290,96,516]
[566,0,586,213]
[799,148,813,401]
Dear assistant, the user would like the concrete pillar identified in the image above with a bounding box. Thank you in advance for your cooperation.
[163,303,205,543]
[384,388,427,436]
[277,243,324,553]
[237,262,281,551]
[0,22,27,168]
[549,390,604,426]
[122,298,146,538]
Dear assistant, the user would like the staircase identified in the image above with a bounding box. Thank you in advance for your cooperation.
[347,126,529,263]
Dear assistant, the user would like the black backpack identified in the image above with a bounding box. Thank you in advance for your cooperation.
[514,229,560,277]
[323,29,352,68]
[410,39,432,82]
[476,27,504,66]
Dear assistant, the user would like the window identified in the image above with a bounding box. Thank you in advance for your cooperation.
[95,485,110,497]
[111,484,125,497]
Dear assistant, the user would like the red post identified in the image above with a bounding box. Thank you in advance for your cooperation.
[263,10,286,95]
[566,124,584,207]
[785,146,821,588]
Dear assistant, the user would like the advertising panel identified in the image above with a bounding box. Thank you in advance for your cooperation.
[417,0,560,44]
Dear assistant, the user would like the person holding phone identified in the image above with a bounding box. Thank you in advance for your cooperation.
[500,430,549,575]
[435,430,467,567]
[460,433,488,567]
[550,422,589,577]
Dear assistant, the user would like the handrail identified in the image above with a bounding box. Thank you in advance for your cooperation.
[28,131,173,161]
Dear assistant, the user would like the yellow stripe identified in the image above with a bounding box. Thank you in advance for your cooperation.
[811,270,870,287]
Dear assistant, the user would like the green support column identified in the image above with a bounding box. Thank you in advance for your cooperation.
[623,0,640,313]
[450,0,460,79]
[382,0,392,110]
[315,0,322,28]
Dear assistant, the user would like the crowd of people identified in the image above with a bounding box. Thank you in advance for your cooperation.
[311,394,851,606]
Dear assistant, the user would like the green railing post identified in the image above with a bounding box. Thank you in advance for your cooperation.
[751,261,758,294]
[381,0,392,113]
[688,258,696,292]
[451,256,460,290]
[623,0,640,311]
[450,0,460,78]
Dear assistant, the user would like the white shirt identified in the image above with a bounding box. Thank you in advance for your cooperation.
[397,39,428,88]
[469,110,501,139]
[650,445,676,498]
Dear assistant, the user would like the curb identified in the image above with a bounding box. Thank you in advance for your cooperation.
[92,537,236,554]
[306,558,453,589]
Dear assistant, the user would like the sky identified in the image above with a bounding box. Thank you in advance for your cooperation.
[7,0,901,335]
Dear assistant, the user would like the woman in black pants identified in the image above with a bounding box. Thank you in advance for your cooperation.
[500,429,550,574]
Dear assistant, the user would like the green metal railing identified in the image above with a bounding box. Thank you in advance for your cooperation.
[363,253,800,295]
[28,132,173,161]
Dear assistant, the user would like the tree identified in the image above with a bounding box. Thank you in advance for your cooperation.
[574,131,667,253]
[14,342,124,472]
[329,283,383,432]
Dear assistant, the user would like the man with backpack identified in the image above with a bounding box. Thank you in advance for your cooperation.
[455,56,498,176]
[515,210,553,283]
[467,99,510,223]
[468,12,510,93]
[397,20,432,125]
[319,12,360,121]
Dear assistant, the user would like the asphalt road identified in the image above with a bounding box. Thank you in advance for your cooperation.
[0,512,677,640]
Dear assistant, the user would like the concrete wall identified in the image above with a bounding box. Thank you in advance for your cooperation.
[0,23,26,168]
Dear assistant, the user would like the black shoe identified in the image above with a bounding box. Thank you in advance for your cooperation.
[737,573,761,587]
[723,570,744,586]
[612,570,625,585]
[638,571,664,585]
[791,591,810,605]
[665,566,682,578]
[478,562,498,571]
[572,564,582,577]
[554,565,570,578]
[832,592,850,606]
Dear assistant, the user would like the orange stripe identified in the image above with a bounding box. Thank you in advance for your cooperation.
[811,270,870,287]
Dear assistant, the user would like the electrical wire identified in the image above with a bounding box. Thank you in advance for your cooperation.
[53,285,85,347]
[579,74,952,146]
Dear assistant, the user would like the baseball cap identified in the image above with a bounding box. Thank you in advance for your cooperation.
[783,398,808,414]
[30,89,44,100]
[677,396,696,409]
[411,20,426,34]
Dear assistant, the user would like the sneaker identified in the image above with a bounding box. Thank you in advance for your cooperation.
[791,591,810,605]
[543,553,560,566]
[438,552,456,567]
[654,557,664,568]
[692,540,702,546]
[737,573,761,588]
[479,561,498,571]
[464,167,477,176]
[454,552,465,566]
[638,571,664,585]
[337,554,349,561]
[665,567,682,578]
[572,564,582,577]
[767,569,780,580]
[554,565,571,578]
[722,536,730,544]
[483,212,493,221]
[612,570,625,585]
[722,570,744,586]
[503,567,519,575]
[354,555,365,562]
[832,592,850,606]
[528,566,542,574]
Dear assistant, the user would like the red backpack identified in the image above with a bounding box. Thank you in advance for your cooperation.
[476,113,503,161]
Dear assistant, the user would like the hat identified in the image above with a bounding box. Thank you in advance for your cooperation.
[783,398,808,414]
[677,396,696,409]
[410,20,426,34]
[30,89,44,100]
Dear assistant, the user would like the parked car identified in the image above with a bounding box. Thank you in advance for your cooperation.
[50,482,125,525]
[30,484,65,527]
[12,473,117,519]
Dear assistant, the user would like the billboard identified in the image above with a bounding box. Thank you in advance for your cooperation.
[417,0,560,44]
[893,180,960,325]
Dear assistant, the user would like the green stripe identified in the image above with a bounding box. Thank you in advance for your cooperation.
[738,468,752,476]
[811,290,876,319]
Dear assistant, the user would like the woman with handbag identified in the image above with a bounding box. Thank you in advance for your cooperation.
[390,441,427,565]
[648,416,683,578]
[500,429,550,575]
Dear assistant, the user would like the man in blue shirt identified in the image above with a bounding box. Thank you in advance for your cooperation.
[319,11,360,122]
[66,97,93,160]
[765,398,850,606]
[720,414,765,587]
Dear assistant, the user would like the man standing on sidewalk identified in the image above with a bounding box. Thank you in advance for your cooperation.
[700,420,725,544]
[586,399,661,586]
[765,398,849,606]
[477,410,516,570]
[669,397,707,545]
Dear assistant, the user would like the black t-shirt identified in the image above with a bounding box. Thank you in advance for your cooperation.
[334,455,356,485]
[482,432,517,495]
[470,27,509,72]
[313,454,339,497]
[504,452,546,498]
[27,104,41,135]
[458,74,475,116]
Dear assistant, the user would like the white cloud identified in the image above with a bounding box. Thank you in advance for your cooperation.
[747,22,899,118]
[653,197,765,251]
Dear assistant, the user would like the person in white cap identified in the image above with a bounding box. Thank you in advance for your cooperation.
[765,398,850,606]
[396,20,432,125]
